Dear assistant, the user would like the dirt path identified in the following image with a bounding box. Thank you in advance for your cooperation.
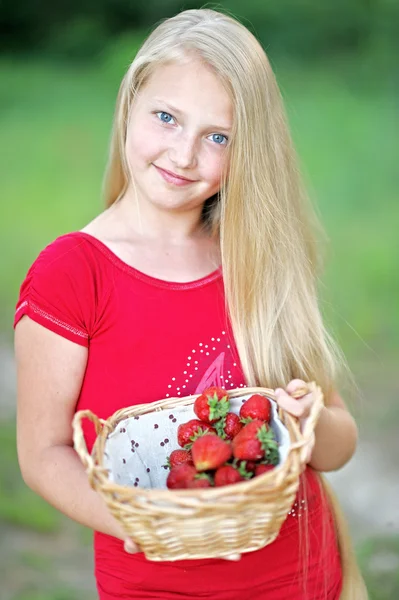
[1,341,398,598]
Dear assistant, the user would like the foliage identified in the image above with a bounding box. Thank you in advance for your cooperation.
[357,536,399,599]
[1,0,398,64]
[1,55,397,364]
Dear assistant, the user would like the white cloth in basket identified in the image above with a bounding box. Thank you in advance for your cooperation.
[103,393,291,489]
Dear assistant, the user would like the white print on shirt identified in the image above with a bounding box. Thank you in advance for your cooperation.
[164,330,247,399]
[195,351,226,393]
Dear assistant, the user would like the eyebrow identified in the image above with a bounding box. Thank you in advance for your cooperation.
[152,98,232,133]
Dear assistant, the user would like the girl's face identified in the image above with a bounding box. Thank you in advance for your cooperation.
[125,57,233,215]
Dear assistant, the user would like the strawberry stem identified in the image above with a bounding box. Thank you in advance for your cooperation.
[240,416,254,425]
[214,416,227,439]
[194,472,214,483]
[236,461,253,480]
[208,394,230,421]
[185,427,213,450]
[257,424,279,465]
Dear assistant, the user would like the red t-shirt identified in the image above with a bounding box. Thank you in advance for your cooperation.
[14,232,342,599]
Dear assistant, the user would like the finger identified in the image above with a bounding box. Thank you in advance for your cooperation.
[276,391,314,419]
[275,389,305,417]
[124,538,141,554]
[298,394,313,419]
[223,553,241,561]
[285,379,307,396]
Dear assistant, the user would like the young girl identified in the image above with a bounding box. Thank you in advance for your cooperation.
[14,8,367,600]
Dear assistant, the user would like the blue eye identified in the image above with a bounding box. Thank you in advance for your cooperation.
[210,133,228,145]
[156,111,175,124]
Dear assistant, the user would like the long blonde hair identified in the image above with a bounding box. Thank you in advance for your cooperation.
[103,7,341,395]
[102,10,367,597]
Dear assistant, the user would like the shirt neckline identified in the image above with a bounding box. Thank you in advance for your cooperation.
[71,231,223,291]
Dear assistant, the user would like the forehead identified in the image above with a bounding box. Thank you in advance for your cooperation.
[138,58,233,125]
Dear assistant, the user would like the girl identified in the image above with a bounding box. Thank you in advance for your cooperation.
[14,8,367,600]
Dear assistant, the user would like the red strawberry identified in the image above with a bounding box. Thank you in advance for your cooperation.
[177,419,216,448]
[167,449,193,468]
[243,460,257,473]
[194,386,230,424]
[166,464,197,489]
[191,434,232,471]
[232,419,278,461]
[255,464,275,476]
[187,473,213,488]
[215,412,243,440]
[240,394,272,423]
[235,459,257,475]
[215,465,244,486]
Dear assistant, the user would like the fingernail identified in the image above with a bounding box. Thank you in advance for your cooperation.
[275,388,283,396]
[124,539,136,553]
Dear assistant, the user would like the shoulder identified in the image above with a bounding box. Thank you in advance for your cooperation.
[32,232,96,271]
[25,231,113,291]
[14,232,105,345]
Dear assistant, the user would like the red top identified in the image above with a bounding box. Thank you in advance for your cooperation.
[14,231,342,600]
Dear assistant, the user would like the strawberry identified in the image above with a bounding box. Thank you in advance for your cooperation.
[214,461,253,486]
[215,465,244,486]
[166,464,198,489]
[187,473,213,488]
[167,465,214,489]
[194,386,230,424]
[167,449,193,469]
[191,434,233,471]
[177,419,216,448]
[255,464,275,476]
[234,459,257,475]
[215,412,243,440]
[242,460,257,473]
[240,394,272,423]
[232,419,278,461]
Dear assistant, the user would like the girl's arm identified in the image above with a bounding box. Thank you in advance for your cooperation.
[15,317,137,547]
[307,389,358,472]
[15,317,240,561]
[275,381,358,472]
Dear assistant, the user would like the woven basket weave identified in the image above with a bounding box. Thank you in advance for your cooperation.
[73,382,323,561]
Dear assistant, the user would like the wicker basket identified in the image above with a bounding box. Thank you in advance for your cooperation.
[73,382,323,561]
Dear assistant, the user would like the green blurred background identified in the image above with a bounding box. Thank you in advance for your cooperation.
[0,1,398,598]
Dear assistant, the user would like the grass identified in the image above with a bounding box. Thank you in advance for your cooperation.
[13,588,84,600]
[0,40,397,600]
[1,46,397,367]
[357,536,399,599]
[1,413,399,599]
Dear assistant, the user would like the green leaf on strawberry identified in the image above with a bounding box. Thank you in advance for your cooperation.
[264,444,280,466]
[194,387,230,424]
[235,460,254,480]
[214,416,228,439]
[257,425,279,466]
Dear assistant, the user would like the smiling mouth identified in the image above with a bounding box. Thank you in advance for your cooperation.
[154,165,197,182]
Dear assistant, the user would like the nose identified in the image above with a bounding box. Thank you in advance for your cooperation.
[168,131,198,170]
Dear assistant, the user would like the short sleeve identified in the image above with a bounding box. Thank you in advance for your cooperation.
[14,234,97,347]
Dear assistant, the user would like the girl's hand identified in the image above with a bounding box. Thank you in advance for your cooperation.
[124,537,141,554]
[124,538,241,561]
[274,379,315,463]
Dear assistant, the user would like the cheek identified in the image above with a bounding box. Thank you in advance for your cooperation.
[126,119,163,165]
[201,150,229,187]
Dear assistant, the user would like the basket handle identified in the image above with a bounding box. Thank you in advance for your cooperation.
[288,382,324,463]
[72,410,106,473]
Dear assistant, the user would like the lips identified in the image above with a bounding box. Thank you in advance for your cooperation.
[154,165,196,185]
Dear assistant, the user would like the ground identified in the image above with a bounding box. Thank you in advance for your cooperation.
[1,340,398,599]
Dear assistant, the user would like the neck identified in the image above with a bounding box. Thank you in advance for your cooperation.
[115,188,209,243]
